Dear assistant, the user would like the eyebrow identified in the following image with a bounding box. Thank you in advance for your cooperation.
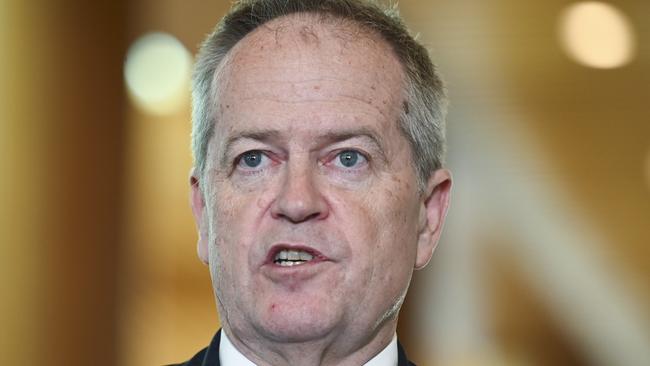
[219,129,283,167]
[219,126,388,166]
[318,128,387,160]
[322,129,389,165]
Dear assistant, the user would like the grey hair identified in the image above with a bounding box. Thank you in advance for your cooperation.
[191,0,448,190]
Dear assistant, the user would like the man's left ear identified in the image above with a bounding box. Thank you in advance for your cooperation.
[415,168,452,270]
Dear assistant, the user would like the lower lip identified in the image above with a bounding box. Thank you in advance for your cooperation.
[261,258,332,283]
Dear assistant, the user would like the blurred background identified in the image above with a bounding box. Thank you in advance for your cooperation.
[1,0,648,365]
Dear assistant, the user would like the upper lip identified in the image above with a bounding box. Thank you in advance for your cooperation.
[264,243,329,265]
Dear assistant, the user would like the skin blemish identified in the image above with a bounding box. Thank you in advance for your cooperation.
[256,198,267,209]
[299,25,320,44]
[385,189,395,200]
[314,85,321,90]
[403,100,410,115]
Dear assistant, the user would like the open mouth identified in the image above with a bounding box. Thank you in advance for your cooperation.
[269,246,324,267]
[274,249,314,266]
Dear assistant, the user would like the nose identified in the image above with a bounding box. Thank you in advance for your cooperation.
[270,161,329,223]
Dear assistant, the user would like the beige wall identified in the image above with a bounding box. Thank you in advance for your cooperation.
[1,1,126,365]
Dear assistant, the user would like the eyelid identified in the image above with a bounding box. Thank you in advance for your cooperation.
[326,148,370,169]
[233,149,276,173]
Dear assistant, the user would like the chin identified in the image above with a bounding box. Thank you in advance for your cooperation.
[255,297,340,343]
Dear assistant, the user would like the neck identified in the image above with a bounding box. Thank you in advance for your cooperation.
[222,319,397,366]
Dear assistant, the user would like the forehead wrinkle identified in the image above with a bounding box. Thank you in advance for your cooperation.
[236,75,402,107]
[237,76,396,94]
[237,95,393,117]
[233,76,403,121]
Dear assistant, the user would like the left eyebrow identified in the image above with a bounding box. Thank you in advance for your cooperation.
[316,127,388,163]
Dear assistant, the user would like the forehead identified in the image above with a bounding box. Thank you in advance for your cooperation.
[226,15,402,79]
[211,14,407,144]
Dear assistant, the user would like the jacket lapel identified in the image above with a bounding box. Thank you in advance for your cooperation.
[201,330,222,366]
[397,339,416,366]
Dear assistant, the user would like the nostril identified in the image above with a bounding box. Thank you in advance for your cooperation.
[272,204,326,223]
[283,211,323,224]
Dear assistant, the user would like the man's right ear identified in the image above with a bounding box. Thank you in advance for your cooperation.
[189,169,209,265]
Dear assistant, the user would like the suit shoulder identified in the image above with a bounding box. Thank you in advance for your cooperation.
[164,346,208,366]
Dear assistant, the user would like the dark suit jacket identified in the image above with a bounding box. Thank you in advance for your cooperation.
[169,330,416,366]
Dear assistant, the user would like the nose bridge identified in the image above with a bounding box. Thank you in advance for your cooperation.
[272,153,327,223]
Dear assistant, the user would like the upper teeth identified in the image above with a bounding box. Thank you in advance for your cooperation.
[274,249,314,263]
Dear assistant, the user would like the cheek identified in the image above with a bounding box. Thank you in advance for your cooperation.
[206,187,248,265]
[369,184,420,264]
[207,181,273,270]
[209,179,260,233]
[207,189,258,304]
[334,186,418,313]
[370,195,419,304]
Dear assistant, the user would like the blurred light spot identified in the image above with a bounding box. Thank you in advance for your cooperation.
[559,2,636,69]
[124,32,192,115]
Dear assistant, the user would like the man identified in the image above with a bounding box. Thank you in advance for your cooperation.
[175,0,451,365]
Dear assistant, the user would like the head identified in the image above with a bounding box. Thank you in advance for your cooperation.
[189,0,451,362]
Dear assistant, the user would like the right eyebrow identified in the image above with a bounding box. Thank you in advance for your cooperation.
[219,129,283,168]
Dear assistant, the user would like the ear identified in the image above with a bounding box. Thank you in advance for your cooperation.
[190,168,209,265]
[415,168,452,270]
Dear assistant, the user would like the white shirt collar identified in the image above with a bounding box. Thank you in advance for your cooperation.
[365,333,398,366]
[220,330,398,366]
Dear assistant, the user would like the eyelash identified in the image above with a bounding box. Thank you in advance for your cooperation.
[233,150,276,174]
[327,149,369,171]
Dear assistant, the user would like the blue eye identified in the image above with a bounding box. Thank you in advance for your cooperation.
[336,150,366,168]
[239,150,265,168]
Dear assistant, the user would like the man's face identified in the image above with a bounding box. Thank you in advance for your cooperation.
[191,17,450,346]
